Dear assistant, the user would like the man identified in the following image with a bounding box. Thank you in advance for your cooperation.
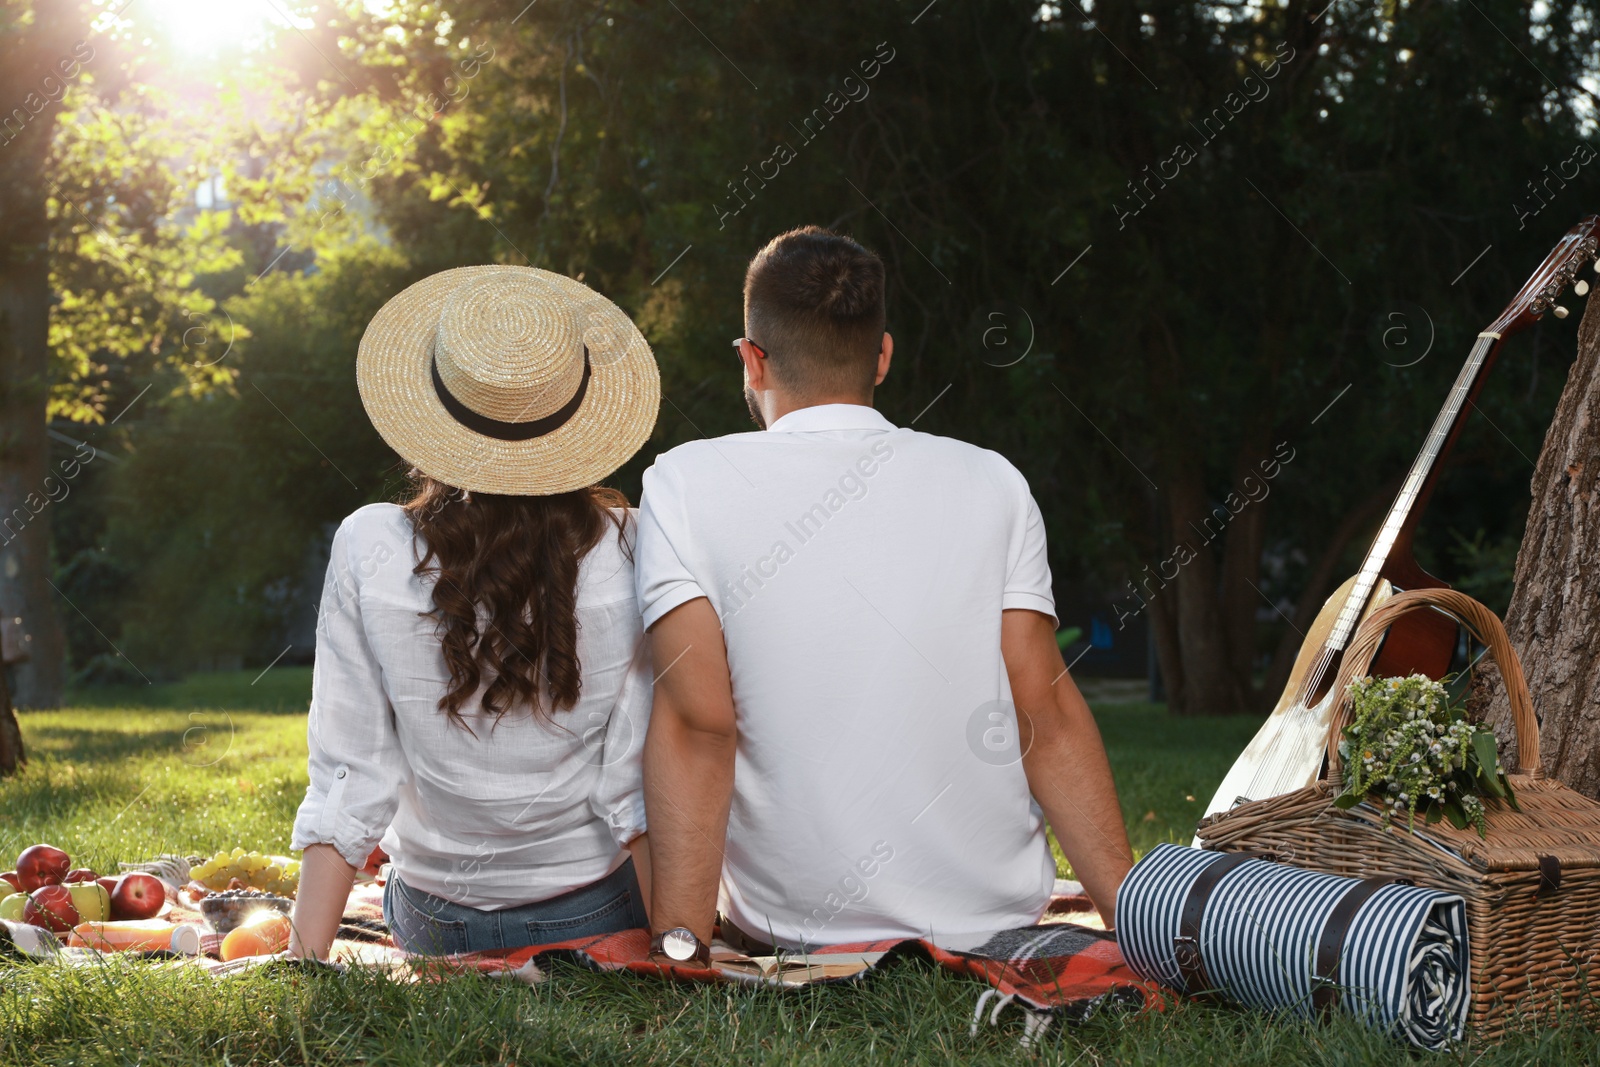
[635,226,1131,964]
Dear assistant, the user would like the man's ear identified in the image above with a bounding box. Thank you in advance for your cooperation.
[741,340,770,392]
[873,332,894,387]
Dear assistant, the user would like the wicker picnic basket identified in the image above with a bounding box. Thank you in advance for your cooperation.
[1196,588,1600,1038]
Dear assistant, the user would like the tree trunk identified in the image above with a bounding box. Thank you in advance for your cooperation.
[0,658,23,777]
[0,3,74,709]
[1146,591,1186,716]
[0,263,65,708]
[1140,316,1259,716]
[1150,450,1253,716]
[1473,290,1600,797]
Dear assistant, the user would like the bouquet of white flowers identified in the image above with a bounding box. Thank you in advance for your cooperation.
[1335,673,1517,838]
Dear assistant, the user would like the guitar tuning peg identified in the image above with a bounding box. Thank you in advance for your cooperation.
[1593,259,1600,273]
[1554,305,1570,319]
[1577,280,1591,296]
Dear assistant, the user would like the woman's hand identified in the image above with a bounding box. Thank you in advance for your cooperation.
[287,844,359,960]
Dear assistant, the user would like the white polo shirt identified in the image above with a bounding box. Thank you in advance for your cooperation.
[636,403,1059,947]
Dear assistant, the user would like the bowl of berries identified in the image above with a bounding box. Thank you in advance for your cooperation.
[199,887,293,936]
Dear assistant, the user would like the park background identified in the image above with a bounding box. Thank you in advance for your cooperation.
[6,2,1600,1063]
[4,0,1597,716]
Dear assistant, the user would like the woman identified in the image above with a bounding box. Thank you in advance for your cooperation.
[288,265,661,958]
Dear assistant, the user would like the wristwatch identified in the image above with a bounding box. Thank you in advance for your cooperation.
[649,926,711,967]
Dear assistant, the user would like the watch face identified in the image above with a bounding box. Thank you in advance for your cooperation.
[661,927,698,961]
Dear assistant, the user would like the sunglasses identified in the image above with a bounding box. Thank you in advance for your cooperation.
[731,337,770,362]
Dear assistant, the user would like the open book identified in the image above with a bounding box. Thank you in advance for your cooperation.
[710,944,888,985]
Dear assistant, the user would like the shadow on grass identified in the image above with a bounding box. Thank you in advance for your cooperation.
[16,725,198,763]
[64,668,314,714]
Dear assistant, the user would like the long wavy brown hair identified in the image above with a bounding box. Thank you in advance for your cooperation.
[404,473,630,726]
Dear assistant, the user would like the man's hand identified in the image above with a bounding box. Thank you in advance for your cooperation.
[1002,609,1134,925]
[640,597,737,945]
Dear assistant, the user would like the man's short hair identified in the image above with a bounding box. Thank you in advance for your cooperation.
[743,227,886,397]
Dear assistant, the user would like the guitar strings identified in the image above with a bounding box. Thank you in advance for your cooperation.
[1232,335,1500,806]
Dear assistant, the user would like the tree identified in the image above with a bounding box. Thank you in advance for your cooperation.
[0,656,21,776]
[1,0,81,708]
[1475,287,1600,796]
[1,0,237,704]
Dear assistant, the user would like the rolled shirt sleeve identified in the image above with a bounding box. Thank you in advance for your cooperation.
[1001,465,1058,625]
[635,458,710,629]
[588,627,653,848]
[291,518,409,869]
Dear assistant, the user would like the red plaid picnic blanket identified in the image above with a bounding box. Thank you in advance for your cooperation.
[409,923,1155,1024]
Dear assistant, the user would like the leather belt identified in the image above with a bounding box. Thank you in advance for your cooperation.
[1173,850,1262,997]
[1310,877,1407,1015]
[1174,850,1407,1016]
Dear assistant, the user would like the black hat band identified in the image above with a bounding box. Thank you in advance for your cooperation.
[430,345,592,441]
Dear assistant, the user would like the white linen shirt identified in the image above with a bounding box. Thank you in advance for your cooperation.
[635,403,1059,947]
[290,503,651,910]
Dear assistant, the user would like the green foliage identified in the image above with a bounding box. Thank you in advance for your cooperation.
[1449,529,1523,616]
[46,83,245,422]
[0,1,249,425]
[1335,674,1517,837]
[78,246,408,675]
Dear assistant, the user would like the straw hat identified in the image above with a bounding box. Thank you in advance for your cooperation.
[357,265,659,495]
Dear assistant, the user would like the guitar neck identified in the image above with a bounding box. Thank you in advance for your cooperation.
[1323,331,1502,652]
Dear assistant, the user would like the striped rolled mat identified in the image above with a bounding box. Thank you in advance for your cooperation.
[1116,843,1470,1050]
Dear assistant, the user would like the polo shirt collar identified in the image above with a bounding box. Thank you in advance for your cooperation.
[767,403,897,434]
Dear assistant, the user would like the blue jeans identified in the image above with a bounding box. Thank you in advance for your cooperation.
[383,858,647,955]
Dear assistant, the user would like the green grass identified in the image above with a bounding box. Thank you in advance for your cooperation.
[2,672,1597,1065]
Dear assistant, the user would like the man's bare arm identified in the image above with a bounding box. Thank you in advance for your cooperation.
[1002,608,1134,925]
[640,597,737,944]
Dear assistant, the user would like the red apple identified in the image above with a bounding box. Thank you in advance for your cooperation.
[16,844,71,892]
[109,872,165,920]
[65,867,98,884]
[23,884,79,932]
[0,871,20,894]
[96,876,118,897]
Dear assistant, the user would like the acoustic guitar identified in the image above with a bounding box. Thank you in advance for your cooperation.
[1200,216,1600,824]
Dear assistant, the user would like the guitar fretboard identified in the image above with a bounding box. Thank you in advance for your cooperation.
[1323,333,1499,652]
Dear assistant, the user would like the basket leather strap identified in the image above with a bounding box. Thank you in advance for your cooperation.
[1311,876,1409,1016]
[1173,851,1264,997]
